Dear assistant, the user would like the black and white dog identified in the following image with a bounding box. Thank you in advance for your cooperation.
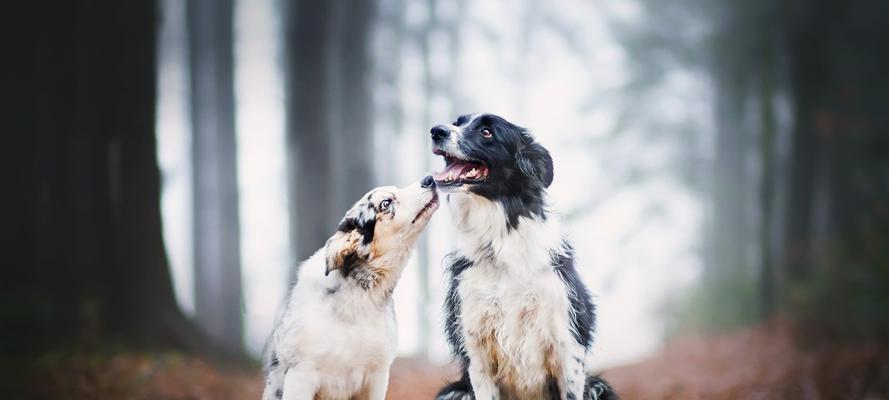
[262,178,439,400]
[430,114,617,400]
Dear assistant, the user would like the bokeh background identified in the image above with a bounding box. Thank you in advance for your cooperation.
[5,0,889,398]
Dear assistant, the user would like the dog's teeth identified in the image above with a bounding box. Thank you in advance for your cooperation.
[467,168,477,178]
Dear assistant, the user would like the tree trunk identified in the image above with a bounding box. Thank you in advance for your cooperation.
[186,0,244,353]
[374,0,405,181]
[330,0,377,206]
[756,39,778,318]
[781,25,819,285]
[2,0,208,354]
[284,0,377,272]
[707,69,752,282]
[781,0,889,285]
[284,0,335,269]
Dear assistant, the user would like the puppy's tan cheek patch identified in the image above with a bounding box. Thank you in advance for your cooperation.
[369,218,402,259]
[369,228,388,259]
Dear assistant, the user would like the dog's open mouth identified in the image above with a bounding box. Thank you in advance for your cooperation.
[432,153,489,186]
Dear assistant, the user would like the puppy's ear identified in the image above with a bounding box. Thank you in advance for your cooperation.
[517,142,554,188]
[324,230,366,276]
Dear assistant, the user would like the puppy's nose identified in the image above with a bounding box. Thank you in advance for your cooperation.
[430,125,450,142]
[421,175,436,188]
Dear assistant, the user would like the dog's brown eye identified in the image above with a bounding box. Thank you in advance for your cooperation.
[481,128,493,138]
[380,199,392,210]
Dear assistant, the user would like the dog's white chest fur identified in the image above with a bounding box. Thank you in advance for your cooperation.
[458,260,571,395]
[312,314,394,398]
[277,299,396,398]
[268,249,399,400]
[449,193,575,397]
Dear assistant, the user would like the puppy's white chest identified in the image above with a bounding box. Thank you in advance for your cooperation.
[311,306,395,360]
[276,302,396,398]
[315,332,391,398]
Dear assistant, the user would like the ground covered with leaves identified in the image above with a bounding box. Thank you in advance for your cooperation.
[7,322,888,399]
[604,321,889,399]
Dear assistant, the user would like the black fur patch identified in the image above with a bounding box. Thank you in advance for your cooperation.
[338,206,377,245]
[454,114,471,126]
[275,388,283,399]
[444,255,473,368]
[584,375,619,400]
[340,252,360,277]
[551,241,596,347]
[331,203,377,277]
[270,352,279,368]
[435,368,473,400]
[337,216,357,232]
[546,375,561,400]
[437,255,476,400]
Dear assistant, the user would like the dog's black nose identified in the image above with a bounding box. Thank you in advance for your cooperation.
[430,125,450,142]
[421,175,436,188]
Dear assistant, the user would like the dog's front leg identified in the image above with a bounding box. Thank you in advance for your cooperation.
[561,347,587,400]
[468,360,499,400]
[281,364,319,400]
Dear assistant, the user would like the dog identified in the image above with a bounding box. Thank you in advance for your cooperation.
[430,114,618,400]
[262,177,439,400]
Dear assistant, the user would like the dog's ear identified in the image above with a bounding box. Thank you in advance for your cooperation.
[517,142,554,188]
[324,230,367,276]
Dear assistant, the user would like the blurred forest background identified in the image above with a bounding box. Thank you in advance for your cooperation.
[4,0,889,398]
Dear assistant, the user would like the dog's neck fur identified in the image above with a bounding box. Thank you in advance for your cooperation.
[326,244,415,313]
[448,192,563,272]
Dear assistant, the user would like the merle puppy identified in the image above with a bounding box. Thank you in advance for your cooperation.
[430,114,617,400]
[262,178,439,400]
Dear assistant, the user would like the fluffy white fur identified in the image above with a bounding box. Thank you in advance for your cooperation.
[446,193,591,399]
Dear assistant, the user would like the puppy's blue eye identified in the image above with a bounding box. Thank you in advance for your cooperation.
[481,128,493,138]
[380,199,392,210]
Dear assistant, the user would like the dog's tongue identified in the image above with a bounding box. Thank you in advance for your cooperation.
[433,163,464,181]
[433,161,487,182]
